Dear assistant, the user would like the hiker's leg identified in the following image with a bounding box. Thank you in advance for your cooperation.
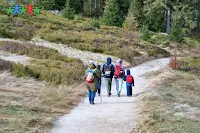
[91,91,95,104]
[126,85,130,96]
[115,78,119,94]
[88,90,92,103]
[109,78,112,94]
[130,86,132,96]
[105,78,110,95]
[118,78,123,94]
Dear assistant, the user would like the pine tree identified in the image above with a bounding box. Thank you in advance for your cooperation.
[62,0,75,19]
[143,0,166,32]
[123,0,144,30]
[102,0,123,27]
[171,0,198,36]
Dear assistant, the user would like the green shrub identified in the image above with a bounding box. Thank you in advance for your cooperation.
[62,7,75,20]
[141,25,151,41]
[182,37,199,49]
[179,56,200,75]
[150,33,169,45]
[91,19,101,29]
[147,45,170,57]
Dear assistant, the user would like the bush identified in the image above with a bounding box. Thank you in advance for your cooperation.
[179,56,200,75]
[91,19,101,29]
[141,25,151,41]
[147,45,170,57]
[168,57,181,70]
[150,33,169,45]
[62,7,75,20]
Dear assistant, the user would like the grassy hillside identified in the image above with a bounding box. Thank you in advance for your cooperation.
[0,41,86,85]
[0,10,172,64]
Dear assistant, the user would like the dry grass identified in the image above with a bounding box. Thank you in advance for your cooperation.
[137,68,200,133]
[0,72,84,133]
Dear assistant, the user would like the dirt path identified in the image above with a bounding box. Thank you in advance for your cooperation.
[0,51,31,65]
[0,38,130,66]
[50,58,169,133]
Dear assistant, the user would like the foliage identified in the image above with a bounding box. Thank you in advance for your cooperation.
[147,45,170,57]
[90,18,101,28]
[9,59,86,85]
[124,0,144,30]
[102,0,123,27]
[150,33,169,45]
[35,0,56,10]
[62,0,76,20]
[141,25,151,41]
[179,56,200,75]
[143,0,166,32]
[169,21,184,42]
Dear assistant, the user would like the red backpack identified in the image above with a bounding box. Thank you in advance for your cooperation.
[126,75,133,83]
[114,65,123,77]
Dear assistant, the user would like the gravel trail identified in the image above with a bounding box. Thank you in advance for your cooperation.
[50,58,169,133]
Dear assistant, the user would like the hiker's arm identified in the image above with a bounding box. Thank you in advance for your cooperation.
[102,65,105,74]
[132,78,135,86]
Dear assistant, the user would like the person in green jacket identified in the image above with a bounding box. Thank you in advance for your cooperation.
[85,62,101,105]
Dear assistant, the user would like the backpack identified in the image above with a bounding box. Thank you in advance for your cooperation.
[86,69,94,83]
[104,64,112,77]
[114,65,123,77]
[126,75,133,84]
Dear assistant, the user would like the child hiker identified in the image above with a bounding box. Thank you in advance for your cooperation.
[124,69,135,97]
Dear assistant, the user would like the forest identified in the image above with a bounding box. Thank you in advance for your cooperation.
[4,0,199,42]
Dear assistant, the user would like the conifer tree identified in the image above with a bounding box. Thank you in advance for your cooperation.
[124,0,144,30]
[102,0,123,27]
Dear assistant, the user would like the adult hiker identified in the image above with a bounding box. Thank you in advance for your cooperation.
[102,57,115,97]
[124,69,135,97]
[97,65,102,96]
[114,58,125,97]
[85,62,101,104]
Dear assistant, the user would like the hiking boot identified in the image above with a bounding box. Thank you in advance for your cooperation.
[91,101,94,105]
[117,93,120,97]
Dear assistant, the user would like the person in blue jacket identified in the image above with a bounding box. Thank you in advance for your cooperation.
[102,57,115,97]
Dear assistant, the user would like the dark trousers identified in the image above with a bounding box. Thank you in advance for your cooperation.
[88,90,95,102]
[126,86,132,96]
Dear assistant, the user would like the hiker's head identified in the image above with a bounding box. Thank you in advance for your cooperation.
[89,63,96,69]
[89,60,96,69]
[106,57,112,65]
[127,69,131,75]
[116,58,123,66]
[97,65,101,70]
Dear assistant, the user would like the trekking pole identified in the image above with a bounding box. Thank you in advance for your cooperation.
[82,88,87,104]
[99,94,102,103]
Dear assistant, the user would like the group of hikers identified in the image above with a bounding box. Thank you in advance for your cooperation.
[85,57,135,105]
